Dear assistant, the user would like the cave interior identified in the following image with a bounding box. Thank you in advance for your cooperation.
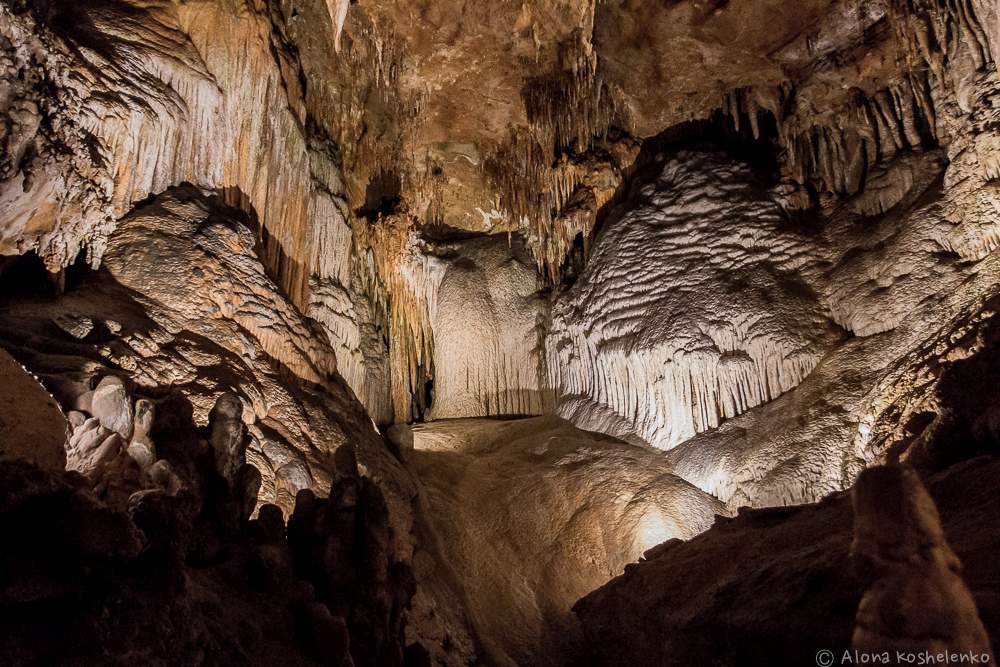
[2,0,1000,665]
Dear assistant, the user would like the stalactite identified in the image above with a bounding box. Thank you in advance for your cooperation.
[329,15,423,213]
[716,0,998,214]
[547,151,838,450]
[326,0,351,53]
[721,74,938,207]
[351,212,445,423]
[0,2,336,310]
[482,29,630,281]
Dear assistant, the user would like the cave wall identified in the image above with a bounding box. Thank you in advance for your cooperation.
[428,235,553,420]
[5,0,999,431]
[0,187,413,525]
[2,0,1000,664]
[0,0,393,423]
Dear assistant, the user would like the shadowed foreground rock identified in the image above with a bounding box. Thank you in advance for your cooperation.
[0,387,419,666]
[574,457,1000,667]
[851,465,993,662]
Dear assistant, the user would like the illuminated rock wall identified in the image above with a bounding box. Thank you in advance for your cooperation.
[547,151,841,450]
[428,236,554,420]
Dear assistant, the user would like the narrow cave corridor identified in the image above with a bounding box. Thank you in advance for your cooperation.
[2,0,1000,665]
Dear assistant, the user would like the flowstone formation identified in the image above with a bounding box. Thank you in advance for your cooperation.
[427,235,553,420]
[396,416,724,665]
[0,187,410,518]
[548,150,841,451]
[2,0,1000,665]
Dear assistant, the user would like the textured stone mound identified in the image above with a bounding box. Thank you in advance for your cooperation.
[0,187,410,522]
[548,150,840,450]
[401,416,725,666]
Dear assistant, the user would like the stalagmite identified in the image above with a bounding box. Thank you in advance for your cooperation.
[851,465,993,659]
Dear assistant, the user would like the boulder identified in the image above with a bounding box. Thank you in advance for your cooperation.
[90,376,134,440]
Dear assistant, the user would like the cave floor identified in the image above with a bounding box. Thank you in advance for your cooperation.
[400,416,724,666]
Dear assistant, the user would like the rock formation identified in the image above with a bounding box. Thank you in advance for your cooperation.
[0,396,416,666]
[0,347,67,470]
[2,0,1000,664]
[401,415,724,665]
[851,465,993,662]
[574,458,1000,667]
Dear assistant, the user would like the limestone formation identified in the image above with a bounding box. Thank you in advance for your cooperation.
[548,150,841,450]
[90,376,134,440]
[2,0,1000,664]
[427,236,553,420]
[851,465,993,660]
[0,187,412,525]
[403,415,725,665]
[575,458,1000,667]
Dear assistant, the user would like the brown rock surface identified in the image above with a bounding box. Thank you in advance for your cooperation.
[0,346,67,471]
[851,465,993,661]
[403,415,725,666]
[574,456,1000,667]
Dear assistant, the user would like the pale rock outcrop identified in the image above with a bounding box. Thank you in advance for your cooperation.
[547,150,841,451]
[103,188,337,386]
[63,374,183,506]
[90,375,134,440]
[428,235,554,420]
[0,187,414,534]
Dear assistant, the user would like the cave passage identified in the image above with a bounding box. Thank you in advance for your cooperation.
[1,0,1000,665]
